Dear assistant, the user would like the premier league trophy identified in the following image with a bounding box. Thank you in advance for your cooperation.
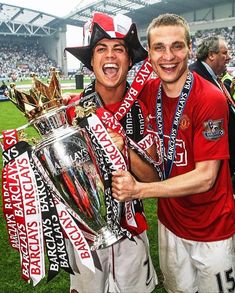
[8,68,124,250]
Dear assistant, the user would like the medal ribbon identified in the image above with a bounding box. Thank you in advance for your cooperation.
[156,72,194,179]
[94,59,153,229]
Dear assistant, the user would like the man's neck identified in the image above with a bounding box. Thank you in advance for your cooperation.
[95,81,127,105]
[161,69,189,98]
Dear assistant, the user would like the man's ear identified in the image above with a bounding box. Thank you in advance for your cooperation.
[208,51,215,61]
[129,58,132,68]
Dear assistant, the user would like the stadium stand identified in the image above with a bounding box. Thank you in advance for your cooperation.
[0,36,58,82]
[0,0,234,79]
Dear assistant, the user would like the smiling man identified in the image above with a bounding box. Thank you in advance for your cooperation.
[112,14,235,293]
[64,12,158,293]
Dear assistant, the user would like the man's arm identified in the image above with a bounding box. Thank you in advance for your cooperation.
[112,160,220,201]
[108,129,159,182]
[128,144,160,182]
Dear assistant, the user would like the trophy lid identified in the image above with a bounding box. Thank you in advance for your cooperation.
[9,67,63,121]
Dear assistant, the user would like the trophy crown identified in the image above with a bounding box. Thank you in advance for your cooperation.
[9,69,62,120]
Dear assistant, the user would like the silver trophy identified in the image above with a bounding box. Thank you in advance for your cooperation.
[8,69,123,250]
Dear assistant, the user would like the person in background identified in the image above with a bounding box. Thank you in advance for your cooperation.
[0,80,8,97]
[2,82,15,99]
[112,13,235,293]
[189,36,235,179]
[0,80,8,92]
[64,12,158,293]
[221,69,235,100]
[189,36,231,86]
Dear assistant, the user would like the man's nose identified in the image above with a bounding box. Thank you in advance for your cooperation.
[106,47,115,58]
[162,47,174,60]
[226,54,231,62]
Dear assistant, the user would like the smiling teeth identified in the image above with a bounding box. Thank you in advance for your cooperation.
[162,64,175,68]
[103,63,118,68]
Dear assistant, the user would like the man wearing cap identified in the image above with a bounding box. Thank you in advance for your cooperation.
[65,12,158,293]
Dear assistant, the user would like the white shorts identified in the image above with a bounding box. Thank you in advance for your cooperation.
[67,231,158,293]
[158,221,235,293]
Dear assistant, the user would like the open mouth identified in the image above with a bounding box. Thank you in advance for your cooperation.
[103,63,119,78]
[160,64,177,72]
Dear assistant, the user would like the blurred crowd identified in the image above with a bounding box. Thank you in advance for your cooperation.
[0,38,57,82]
[0,25,234,83]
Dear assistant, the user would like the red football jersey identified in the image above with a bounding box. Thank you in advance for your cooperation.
[140,72,235,241]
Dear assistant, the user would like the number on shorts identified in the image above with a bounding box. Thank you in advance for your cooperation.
[216,268,235,292]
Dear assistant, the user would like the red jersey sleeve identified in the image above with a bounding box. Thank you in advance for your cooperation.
[192,76,230,162]
[66,94,81,125]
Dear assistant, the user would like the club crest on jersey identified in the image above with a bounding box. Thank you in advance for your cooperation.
[203,119,224,140]
[179,114,190,130]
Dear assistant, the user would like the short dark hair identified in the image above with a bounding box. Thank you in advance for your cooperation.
[147,13,191,47]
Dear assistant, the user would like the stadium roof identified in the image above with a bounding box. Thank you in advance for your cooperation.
[65,0,233,27]
[0,2,60,36]
[0,0,233,37]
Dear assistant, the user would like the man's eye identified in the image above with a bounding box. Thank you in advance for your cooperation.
[96,47,105,53]
[114,47,125,53]
[172,43,184,50]
[154,45,165,51]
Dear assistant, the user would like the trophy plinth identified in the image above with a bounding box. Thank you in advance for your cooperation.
[92,226,122,250]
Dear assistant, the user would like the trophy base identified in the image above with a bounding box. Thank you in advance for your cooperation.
[91,227,123,250]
